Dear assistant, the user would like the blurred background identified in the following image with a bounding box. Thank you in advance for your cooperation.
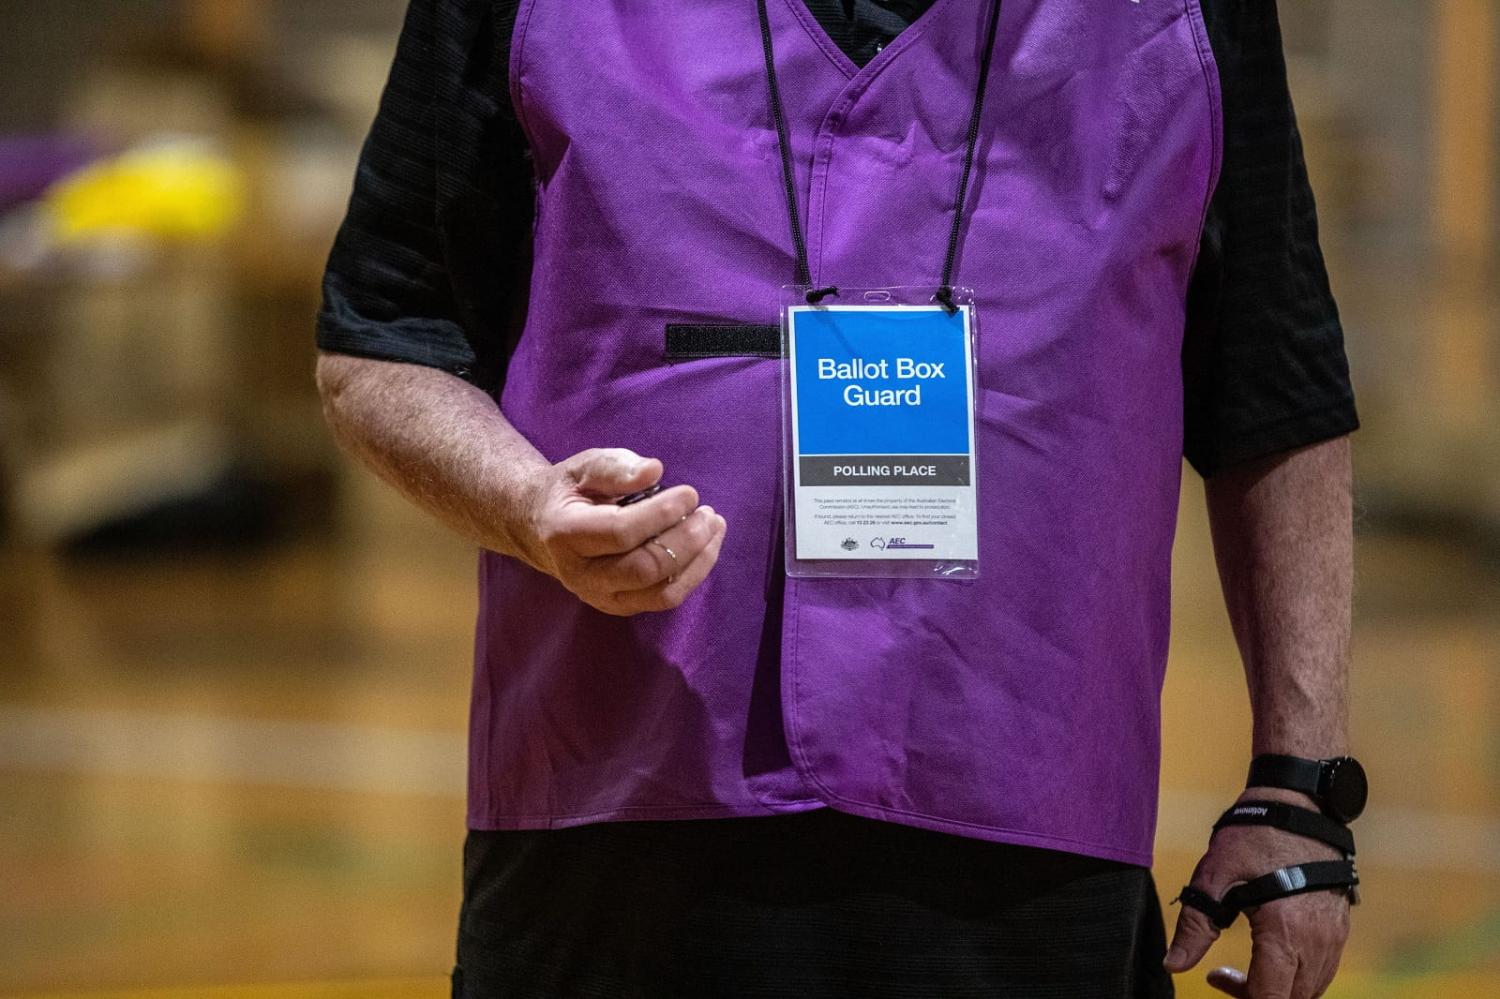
[0,2,1495,997]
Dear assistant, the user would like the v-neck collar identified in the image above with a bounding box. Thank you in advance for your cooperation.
[781,0,961,82]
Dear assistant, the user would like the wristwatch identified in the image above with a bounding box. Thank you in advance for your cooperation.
[1246,754,1368,824]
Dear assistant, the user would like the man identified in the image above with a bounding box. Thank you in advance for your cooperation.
[316,2,1362,996]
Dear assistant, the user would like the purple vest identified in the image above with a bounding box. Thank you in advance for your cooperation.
[475,0,1221,866]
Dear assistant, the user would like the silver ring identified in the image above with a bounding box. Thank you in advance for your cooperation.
[649,538,678,581]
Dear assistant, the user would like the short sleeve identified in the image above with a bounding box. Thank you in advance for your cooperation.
[1182,0,1359,477]
[317,0,533,390]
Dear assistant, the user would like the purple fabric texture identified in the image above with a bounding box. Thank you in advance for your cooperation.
[470,0,1222,866]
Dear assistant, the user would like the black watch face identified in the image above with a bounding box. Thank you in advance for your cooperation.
[1324,757,1368,822]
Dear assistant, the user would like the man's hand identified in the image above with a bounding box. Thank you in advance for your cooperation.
[1165,788,1351,999]
[518,448,727,616]
[315,356,727,616]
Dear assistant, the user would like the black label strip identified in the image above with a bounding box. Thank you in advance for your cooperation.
[665,324,781,359]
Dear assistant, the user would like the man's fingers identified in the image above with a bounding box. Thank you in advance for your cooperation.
[608,514,726,614]
[1290,951,1323,999]
[561,485,700,556]
[1244,926,1298,999]
[1165,900,1221,974]
[1206,966,1250,998]
[1247,892,1346,999]
[564,448,662,499]
[1303,903,1347,998]
[1312,945,1343,998]
[1206,952,1323,999]
[587,506,720,590]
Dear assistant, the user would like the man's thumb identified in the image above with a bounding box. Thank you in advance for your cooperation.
[1163,902,1220,974]
[568,448,662,498]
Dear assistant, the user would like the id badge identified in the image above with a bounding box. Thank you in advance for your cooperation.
[781,286,980,580]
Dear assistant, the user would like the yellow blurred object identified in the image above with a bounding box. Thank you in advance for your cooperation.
[43,142,245,244]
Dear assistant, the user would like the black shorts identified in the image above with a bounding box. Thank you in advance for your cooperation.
[454,807,1174,998]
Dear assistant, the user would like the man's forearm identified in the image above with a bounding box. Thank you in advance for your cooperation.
[315,352,551,567]
[1205,436,1353,759]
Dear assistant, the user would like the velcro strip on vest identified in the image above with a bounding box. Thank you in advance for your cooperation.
[665,324,782,359]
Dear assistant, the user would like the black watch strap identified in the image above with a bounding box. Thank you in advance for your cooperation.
[1213,800,1356,855]
[1246,754,1324,797]
[1177,860,1360,930]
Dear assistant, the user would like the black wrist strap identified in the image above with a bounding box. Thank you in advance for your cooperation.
[1176,860,1360,930]
[1247,754,1323,796]
[1213,800,1356,856]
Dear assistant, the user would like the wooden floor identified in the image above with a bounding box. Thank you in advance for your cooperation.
[2,475,1498,996]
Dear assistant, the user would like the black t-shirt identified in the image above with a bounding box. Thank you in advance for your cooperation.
[317,0,1359,478]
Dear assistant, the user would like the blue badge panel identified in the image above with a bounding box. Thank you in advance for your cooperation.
[786,304,979,564]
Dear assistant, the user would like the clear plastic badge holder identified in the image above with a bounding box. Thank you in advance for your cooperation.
[780,285,981,580]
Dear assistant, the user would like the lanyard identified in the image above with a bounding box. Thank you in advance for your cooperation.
[756,0,1004,313]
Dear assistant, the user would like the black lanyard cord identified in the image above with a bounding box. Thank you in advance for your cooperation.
[758,0,1003,312]
[936,0,1002,313]
[757,0,822,296]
